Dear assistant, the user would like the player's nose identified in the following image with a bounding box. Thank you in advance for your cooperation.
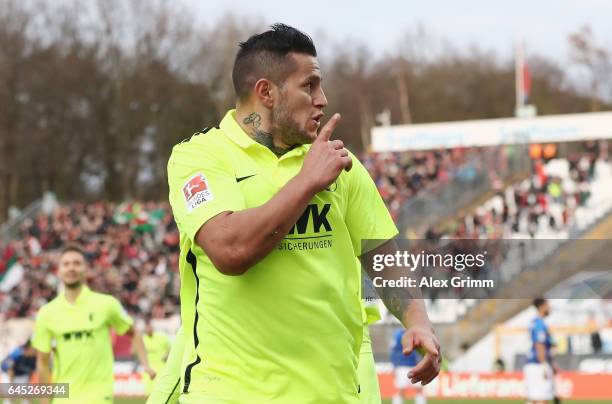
[313,87,327,108]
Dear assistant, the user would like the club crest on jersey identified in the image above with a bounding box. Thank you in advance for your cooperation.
[183,173,213,211]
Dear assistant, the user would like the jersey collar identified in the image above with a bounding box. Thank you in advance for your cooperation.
[220,109,260,149]
[220,109,310,158]
[61,285,91,306]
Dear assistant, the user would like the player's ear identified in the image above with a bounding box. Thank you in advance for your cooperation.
[254,78,275,109]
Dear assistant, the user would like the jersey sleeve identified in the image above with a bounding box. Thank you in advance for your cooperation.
[532,320,547,344]
[167,141,246,244]
[344,153,399,256]
[146,326,185,404]
[364,305,382,325]
[107,297,134,336]
[31,309,53,354]
[1,348,20,371]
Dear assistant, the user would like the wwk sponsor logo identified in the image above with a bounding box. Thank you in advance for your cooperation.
[288,204,332,235]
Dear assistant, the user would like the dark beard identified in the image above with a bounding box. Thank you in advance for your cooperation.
[272,100,312,146]
[64,281,82,289]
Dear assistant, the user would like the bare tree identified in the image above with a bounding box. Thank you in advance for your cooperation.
[568,25,611,111]
[0,0,37,221]
[0,5,605,220]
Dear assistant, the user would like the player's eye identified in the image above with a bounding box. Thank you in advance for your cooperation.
[303,82,312,92]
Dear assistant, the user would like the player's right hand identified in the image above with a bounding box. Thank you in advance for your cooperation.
[144,365,157,380]
[300,113,352,192]
[403,326,441,386]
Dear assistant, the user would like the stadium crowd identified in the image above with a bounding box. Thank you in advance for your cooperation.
[361,148,466,221]
[405,141,611,302]
[1,146,486,319]
[432,141,609,240]
[0,141,609,319]
[0,202,180,321]
[361,146,512,221]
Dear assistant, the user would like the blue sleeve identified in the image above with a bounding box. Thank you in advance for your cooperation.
[394,330,403,347]
[0,357,9,372]
[390,330,403,366]
[532,320,547,344]
[1,348,22,371]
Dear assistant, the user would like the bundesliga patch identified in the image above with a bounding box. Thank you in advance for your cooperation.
[183,173,213,212]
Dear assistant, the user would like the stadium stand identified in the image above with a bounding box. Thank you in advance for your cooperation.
[1,143,610,367]
[369,142,612,362]
[1,146,490,322]
[0,202,180,322]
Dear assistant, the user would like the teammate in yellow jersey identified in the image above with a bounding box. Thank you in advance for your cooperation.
[142,320,171,395]
[166,23,441,403]
[32,245,156,404]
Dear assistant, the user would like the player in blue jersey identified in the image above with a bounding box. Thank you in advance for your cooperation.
[1,340,36,383]
[1,339,37,404]
[391,328,427,404]
[523,298,558,404]
[1,339,36,384]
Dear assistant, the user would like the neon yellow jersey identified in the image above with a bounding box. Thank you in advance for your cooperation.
[360,257,382,326]
[143,332,171,371]
[147,325,382,404]
[143,331,172,395]
[167,110,398,403]
[363,302,382,326]
[146,326,184,404]
[31,286,133,403]
[358,326,382,404]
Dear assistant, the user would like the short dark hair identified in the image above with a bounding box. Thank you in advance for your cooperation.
[533,298,547,309]
[232,23,317,101]
[60,244,86,259]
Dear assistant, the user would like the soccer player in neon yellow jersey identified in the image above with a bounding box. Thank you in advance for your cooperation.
[32,245,156,404]
[142,320,171,395]
[167,23,441,403]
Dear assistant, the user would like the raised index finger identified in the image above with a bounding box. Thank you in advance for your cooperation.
[316,113,341,142]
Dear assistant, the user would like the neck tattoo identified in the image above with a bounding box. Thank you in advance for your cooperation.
[243,112,292,156]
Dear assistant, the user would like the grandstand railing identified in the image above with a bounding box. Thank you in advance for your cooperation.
[0,193,56,246]
[397,145,531,234]
[0,201,40,245]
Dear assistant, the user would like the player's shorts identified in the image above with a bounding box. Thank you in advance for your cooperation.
[394,366,419,390]
[523,363,554,401]
[358,327,381,404]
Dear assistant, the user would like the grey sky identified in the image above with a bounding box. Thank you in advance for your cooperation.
[186,0,612,63]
